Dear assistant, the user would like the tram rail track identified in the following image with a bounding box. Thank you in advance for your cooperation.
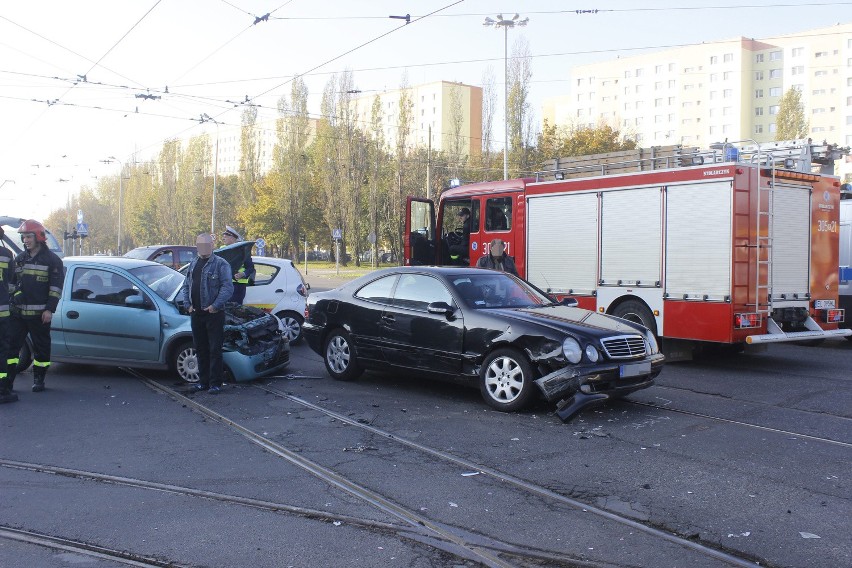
[0,525,189,568]
[133,376,763,568]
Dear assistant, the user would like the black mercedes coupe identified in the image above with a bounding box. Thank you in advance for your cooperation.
[303,267,664,421]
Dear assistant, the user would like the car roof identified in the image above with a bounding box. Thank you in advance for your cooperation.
[252,256,294,266]
[64,256,169,270]
[127,245,195,251]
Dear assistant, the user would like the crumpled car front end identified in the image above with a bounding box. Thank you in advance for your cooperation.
[222,304,290,381]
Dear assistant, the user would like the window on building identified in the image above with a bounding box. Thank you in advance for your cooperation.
[709,125,717,135]
[755,54,764,63]
[769,123,777,133]
[668,114,675,122]
[847,116,852,125]
[709,108,715,117]
[791,65,804,75]
[755,107,764,116]
[710,73,718,82]
[624,70,632,78]
[723,71,731,80]
[655,81,662,90]
[682,101,693,107]
[791,47,804,57]
[624,86,630,95]
[792,84,803,92]
[635,101,643,109]
[684,67,694,73]
[723,89,733,98]
[769,69,782,78]
[682,118,693,124]
[723,53,733,62]
[723,107,732,116]
[668,97,675,105]
[635,85,642,93]
[769,87,782,96]
[636,68,643,77]
[710,56,718,64]
[709,91,717,100]
[755,71,764,80]
[655,115,663,123]
[668,63,675,71]
[769,51,782,61]
[815,51,828,58]
[815,70,828,76]
[635,117,643,126]
[684,84,694,90]
[624,102,631,111]
[813,127,826,132]
[655,64,663,74]
[769,105,780,115]
[812,108,826,114]
[813,89,826,95]
[722,124,731,134]
[655,98,663,107]
[755,124,764,134]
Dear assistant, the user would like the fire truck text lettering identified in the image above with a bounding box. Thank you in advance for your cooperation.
[703,169,730,176]
[818,220,838,232]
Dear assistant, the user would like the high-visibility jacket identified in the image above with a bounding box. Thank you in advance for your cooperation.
[10,246,64,318]
[0,247,12,318]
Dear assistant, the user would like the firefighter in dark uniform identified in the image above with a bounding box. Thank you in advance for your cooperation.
[6,220,64,394]
[220,225,254,305]
[0,227,16,403]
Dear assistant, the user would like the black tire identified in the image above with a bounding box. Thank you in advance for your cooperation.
[479,347,537,412]
[611,299,658,336]
[323,329,363,381]
[275,310,304,344]
[170,340,200,383]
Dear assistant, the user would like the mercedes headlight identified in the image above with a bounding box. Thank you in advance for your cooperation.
[562,337,582,364]
[585,344,600,363]
[644,329,659,355]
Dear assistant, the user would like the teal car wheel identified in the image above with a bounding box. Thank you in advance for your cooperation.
[171,341,200,383]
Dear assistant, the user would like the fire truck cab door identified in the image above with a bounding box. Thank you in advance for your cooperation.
[405,197,437,266]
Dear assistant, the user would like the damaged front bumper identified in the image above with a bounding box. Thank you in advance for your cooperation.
[221,308,291,381]
[535,353,664,422]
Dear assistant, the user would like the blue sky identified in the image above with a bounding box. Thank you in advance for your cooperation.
[1,0,851,219]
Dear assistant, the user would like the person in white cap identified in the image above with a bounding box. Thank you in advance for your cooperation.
[221,225,255,305]
[476,238,518,276]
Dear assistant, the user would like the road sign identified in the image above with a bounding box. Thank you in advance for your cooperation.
[332,228,342,240]
[256,237,266,248]
[76,223,89,236]
[367,232,376,244]
[77,209,84,224]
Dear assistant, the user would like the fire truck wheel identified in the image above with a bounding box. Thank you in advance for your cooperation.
[611,300,658,337]
[479,348,537,412]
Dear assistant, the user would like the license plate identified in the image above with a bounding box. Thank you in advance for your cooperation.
[620,361,651,378]
[814,300,836,309]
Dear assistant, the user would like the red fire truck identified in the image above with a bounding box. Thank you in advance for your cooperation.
[405,139,851,358]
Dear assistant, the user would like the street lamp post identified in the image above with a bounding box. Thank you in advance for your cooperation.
[483,13,528,181]
[201,114,220,234]
[104,156,124,255]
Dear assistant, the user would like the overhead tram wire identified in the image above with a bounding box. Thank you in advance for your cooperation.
[170,0,296,86]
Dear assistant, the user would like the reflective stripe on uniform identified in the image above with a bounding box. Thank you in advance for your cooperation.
[7,358,19,366]
[33,360,51,368]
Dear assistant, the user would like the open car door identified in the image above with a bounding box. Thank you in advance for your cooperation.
[405,197,437,266]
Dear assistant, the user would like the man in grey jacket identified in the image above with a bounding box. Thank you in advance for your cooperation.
[476,238,518,276]
[180,233,233,394]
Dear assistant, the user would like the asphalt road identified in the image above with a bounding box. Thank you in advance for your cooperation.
[1,274,849,567]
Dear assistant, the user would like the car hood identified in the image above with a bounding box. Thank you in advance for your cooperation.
[487,305,646,338]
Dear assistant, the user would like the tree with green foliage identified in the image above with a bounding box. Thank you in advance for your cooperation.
[533,121,637,168]
[776,88,808,140]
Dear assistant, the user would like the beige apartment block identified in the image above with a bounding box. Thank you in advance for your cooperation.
[350,80,483,159]
[542,23,852,179]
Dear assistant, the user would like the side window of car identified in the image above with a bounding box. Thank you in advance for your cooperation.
[153,251,174,267]
[392,274,453,311]
[355,275,398,305]
[178,249,197,265]
[253,263,278,286]
[484,197,512,232]
[71,268,148,307]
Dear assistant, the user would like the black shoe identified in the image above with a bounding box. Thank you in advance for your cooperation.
[189,383,208,392]
[32,383,45,393]
[207,385,221,395]
[0,392,18,404]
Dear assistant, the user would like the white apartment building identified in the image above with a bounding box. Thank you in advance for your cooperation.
[349,80,483,158]
[542,23,852,179]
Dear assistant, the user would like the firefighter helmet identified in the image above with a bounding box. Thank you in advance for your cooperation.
[18,219,47,242]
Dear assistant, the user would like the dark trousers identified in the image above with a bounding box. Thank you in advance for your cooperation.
[7,315,52,382]
[0,317,9,391]
[230,283,246,305]
[190,310,225,388]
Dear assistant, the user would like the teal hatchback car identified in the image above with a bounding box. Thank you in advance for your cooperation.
[21,257,289,382]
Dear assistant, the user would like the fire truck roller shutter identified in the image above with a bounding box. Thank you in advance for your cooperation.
[526,193,598,295]
[769,183,811,304]
[600,187,662,287]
